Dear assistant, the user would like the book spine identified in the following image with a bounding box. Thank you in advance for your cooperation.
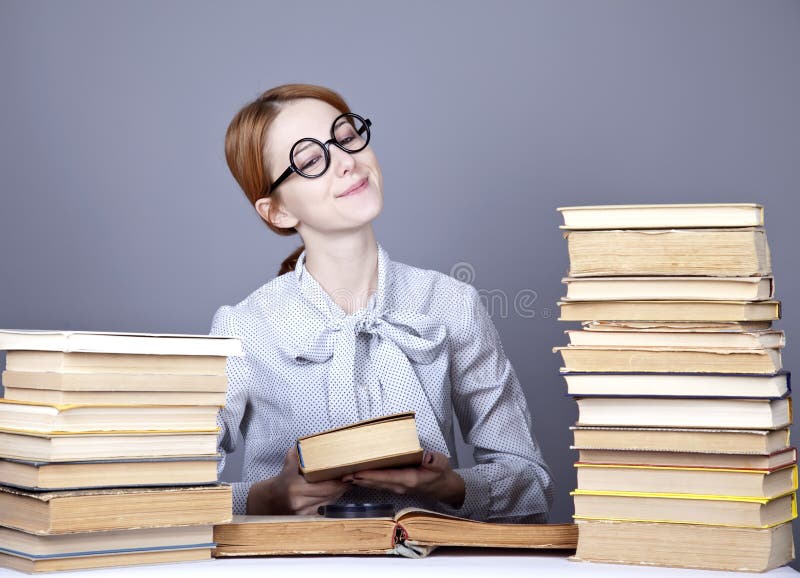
[571,515,795,529]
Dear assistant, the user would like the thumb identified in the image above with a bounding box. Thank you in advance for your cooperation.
[420,450,448,472]
[284,445,300,468]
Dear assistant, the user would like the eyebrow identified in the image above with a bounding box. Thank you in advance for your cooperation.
[293,141,315,155]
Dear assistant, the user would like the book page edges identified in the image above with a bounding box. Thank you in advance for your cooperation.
[300,449,424,482]
[574,463,798,476]
[556,203,763,212]
[0,427,219,436]
[0,399,222,411]
[560,275,772,284]
[572,447,797,458]
[552,345,780,355]
[570,515,795,529]
[0,330,243,356]
[570,489,797,504]
[3,455,222,466]
[0,483,231,501]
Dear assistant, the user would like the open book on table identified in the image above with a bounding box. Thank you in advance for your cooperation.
[212,507,577,559]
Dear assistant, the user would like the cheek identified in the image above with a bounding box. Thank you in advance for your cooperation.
[360,151,383,188]
[279,180,329,217]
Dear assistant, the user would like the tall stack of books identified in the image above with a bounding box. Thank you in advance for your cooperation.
[0,330,240,573]
[553,204,796,572]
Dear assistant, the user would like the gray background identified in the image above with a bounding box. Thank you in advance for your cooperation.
[1,0,799,568]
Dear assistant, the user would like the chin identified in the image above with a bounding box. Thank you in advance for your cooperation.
[359,200,383,222]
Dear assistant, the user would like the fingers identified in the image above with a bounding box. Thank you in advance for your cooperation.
[348,467,418,484]
[294,479,351,498]
[295,492,348,516]
[293,493,345,515]
[342,452,454,497]
[344,476,409,495]
[283,448,455,510]
[286,479,351,513]
[345,467,429,494]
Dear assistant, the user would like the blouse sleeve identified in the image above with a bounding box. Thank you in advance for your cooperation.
[209,304,257,515]
[439,284,555,523]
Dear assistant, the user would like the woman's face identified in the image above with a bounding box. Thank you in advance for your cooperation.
[259,98,384,235]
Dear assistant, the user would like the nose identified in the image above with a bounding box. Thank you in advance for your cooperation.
[329,143,356,178]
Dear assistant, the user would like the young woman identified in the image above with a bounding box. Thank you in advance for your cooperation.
[211,84,554,522]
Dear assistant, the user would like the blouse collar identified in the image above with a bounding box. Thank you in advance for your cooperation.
[293,240,390,326]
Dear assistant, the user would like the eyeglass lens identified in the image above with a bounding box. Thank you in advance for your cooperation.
[291,114,369,177]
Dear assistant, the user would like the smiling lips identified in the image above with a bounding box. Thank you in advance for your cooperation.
[336,177,368,198]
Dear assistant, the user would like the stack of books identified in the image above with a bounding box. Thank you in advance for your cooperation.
[553,203,796,572]
[0,329,241,573]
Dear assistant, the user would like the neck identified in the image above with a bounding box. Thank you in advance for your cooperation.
[301,227,379,316]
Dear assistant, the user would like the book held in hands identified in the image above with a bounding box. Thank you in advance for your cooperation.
[296,412,424,483]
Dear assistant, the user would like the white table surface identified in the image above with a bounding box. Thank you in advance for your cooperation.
[0,550,797,577]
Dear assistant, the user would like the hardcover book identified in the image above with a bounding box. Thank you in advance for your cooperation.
[575,447,797,470]
[0,430,219,462]
[572,519,794,572]
[0,484,232,534]
[4,351,227,375]
[561,276,774,302]
[557,299,781,323]
[297,412,424,483]
[574,463,798,498]
[574,396,792,430]
[0,525,214,573]
[564,329,784,349]
[0,400,220,433]
[571,489,797,528]
[561,370,790,398]
[556,203,764,230]
[0,329,242,357]
[554,345,782,374]
[570,426,791,455]
[564,228,770,277]
[0,456,221,490]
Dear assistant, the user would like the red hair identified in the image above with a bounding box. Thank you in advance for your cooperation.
[224,84,351,276]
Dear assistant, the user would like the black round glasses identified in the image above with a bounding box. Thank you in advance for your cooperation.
[267,112,372,195]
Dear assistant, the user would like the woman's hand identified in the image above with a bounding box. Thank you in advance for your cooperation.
[342,451,466,508]
[246,446,351,515]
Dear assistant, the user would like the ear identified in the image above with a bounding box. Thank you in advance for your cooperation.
[255,196,300,230]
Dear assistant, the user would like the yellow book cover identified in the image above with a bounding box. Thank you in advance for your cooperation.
[571,489,797,528]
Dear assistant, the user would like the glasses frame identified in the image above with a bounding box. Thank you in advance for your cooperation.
[267,112,372,195]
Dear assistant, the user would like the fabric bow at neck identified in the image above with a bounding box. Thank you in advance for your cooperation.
[293,307,451,456]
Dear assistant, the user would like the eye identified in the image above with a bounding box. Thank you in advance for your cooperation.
[300,155,322,172]
[335,124,360,146]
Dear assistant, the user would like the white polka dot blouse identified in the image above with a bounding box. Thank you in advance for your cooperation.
[209,240,554,522]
